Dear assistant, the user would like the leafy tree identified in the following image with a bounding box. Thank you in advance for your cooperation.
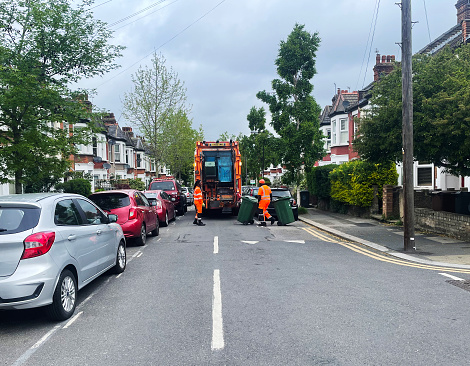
[257,23,324,186]
[161,110,203,183]
[122,52,190,174]
[0,0,124,193]
[56,178,92,197]
[353,44,470,176]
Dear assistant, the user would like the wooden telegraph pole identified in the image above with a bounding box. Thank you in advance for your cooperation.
[402,0,415,251]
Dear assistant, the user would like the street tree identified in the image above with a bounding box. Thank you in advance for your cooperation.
[122,52,190,174]
[0,0,124,193]
[353,44,470,176]
[161,110,203,184]
[257,23,324,186]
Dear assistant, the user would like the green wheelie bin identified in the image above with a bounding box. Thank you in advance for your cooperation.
[237,196,258,225]
[273,196,295,226]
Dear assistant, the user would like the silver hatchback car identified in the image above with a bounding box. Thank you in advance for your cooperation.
[0,193,126,321]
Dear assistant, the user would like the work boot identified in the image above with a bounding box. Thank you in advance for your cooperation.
[270,217,275,225]
[193,218,198,225]
[258,221,266,227]
[197,219,206,226]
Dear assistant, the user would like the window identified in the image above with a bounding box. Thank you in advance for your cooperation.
[115,144,121,162]
[332,121,337,145]
[417,167,432,186]
[93,137,97,156]
[340,118,348,145]
[134,192,146,206]
[55,200,82,226]
[76,199,107,225]
[326,129,331,151]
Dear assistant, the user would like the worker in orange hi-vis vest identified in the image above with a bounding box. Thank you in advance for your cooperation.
[193,179,206,226]
[257,179,275,226]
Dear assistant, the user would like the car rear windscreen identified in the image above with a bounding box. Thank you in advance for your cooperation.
[272,190,291,198]
[90,193,130,210]
[149,181,175,191]
[0,207,40,235]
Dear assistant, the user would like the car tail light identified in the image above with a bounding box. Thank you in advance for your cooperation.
[22,232,56,259]
[129,207,138,220]
[292,200,297,206]
[157,200,162,209]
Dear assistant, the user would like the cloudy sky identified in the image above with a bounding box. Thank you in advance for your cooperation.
[76,0,458,141]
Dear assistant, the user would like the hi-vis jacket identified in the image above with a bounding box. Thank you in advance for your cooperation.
[194,186,203,205]
[258,185,272,201]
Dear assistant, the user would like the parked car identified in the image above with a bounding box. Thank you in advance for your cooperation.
[148,178,186,215]
[182,186,193,206]
[0,193,126,320]
[143,190,176,227]
[243,186,259,197]
[268,188,299,221]
[89,189,159,246]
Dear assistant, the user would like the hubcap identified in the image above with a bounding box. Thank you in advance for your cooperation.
[61,276,76,312]
[117,244,126,268]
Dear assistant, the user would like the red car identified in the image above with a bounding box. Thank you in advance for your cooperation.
[144,190,176,227]
[148,178,186,215]
[89,189,159,246]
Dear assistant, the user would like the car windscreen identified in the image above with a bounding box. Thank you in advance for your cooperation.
[89,193,130,210]
[0,207,40,235]
[272,190,291,198]
[149,181,175,191]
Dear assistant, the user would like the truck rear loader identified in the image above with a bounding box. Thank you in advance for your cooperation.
[194,141,242,214]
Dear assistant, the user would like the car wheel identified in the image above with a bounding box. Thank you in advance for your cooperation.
[161,212,168,227]
[151,219,159,236]
[46,269,77,321]
[113,241,126,274]
[135,224,146,246]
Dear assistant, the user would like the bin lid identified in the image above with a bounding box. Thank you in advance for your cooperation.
[242,195,258,203]
[273,196,290,202]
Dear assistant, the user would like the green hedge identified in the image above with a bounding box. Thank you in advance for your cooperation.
[329,160,398,207]
[306,164,336,199]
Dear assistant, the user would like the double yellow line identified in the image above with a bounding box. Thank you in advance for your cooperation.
[302,226,470,274]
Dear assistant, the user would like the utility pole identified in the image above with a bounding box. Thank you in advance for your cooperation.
[402,0,415,251]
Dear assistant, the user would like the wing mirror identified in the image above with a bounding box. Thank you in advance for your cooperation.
[108,214,118,223]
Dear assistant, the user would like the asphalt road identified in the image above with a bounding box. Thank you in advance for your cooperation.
[2,207,470,365]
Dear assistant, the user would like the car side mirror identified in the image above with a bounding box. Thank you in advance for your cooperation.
[108,214,118,223]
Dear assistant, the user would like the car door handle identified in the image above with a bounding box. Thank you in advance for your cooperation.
[68,235,77,241]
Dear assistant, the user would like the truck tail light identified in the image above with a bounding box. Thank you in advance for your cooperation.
[129,207,138,220]
[22,232,56,259]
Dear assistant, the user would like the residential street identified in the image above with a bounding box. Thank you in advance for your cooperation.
[1,208,470,366]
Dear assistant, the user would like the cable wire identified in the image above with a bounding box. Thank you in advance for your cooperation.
[356,0,380,91]
[108,0,168,27]
[362,0,381,89]
[423,0,432,43]
[95,0,229,89]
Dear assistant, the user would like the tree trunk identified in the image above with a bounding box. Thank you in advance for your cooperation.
[15,170,23,194]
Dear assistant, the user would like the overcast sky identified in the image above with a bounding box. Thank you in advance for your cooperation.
[76,0,458,141]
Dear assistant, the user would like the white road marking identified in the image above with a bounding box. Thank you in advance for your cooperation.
[132,251,141,258]
[241,240,258,245]
[212,269,224,350]
[63,311,83,329]
[12,325,61,366]
[285,240,305,244]
[214,236,219,254]
[439,273,465,281]
[137,252,143,258]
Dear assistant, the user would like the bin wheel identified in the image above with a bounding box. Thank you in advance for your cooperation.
[243,222,248,225]
[250,220,254,224]
[277,221,282,226]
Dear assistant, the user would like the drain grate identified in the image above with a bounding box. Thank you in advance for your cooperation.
[446,280,470,292]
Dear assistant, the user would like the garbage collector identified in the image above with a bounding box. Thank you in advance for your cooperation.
[193,179,206,226]
[257,179,275,226]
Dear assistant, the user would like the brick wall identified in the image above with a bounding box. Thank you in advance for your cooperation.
[415,208,470,241]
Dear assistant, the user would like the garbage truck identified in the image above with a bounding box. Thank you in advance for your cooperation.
[194,141,242,214]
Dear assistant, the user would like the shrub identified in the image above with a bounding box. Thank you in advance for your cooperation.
[128,178,146,191]
[306,164,336,199]
[56,178,92,197]
[329,160,398,207]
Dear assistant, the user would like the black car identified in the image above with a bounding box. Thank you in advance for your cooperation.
[267,188,298,221]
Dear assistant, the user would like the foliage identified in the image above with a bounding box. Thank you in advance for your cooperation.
[122,52,192,175]
[127,178,146,191]
[56,178,91,197]
[257,24,324,186]
[353,44,470,176]
[161,110,203,183]
[298,206,308,215]
[306,164,336,199]
[329,160,398,207]
[0,0,124,193]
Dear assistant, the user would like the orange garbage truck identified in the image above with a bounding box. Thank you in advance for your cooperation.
[194,141,242,214]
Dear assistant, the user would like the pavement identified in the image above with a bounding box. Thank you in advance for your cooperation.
[299,207,470,270]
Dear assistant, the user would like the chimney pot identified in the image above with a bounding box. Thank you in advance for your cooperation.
[391,55,396,62]
[376,54,381,65]
[386,55,391,62]
[382,55,386,63]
